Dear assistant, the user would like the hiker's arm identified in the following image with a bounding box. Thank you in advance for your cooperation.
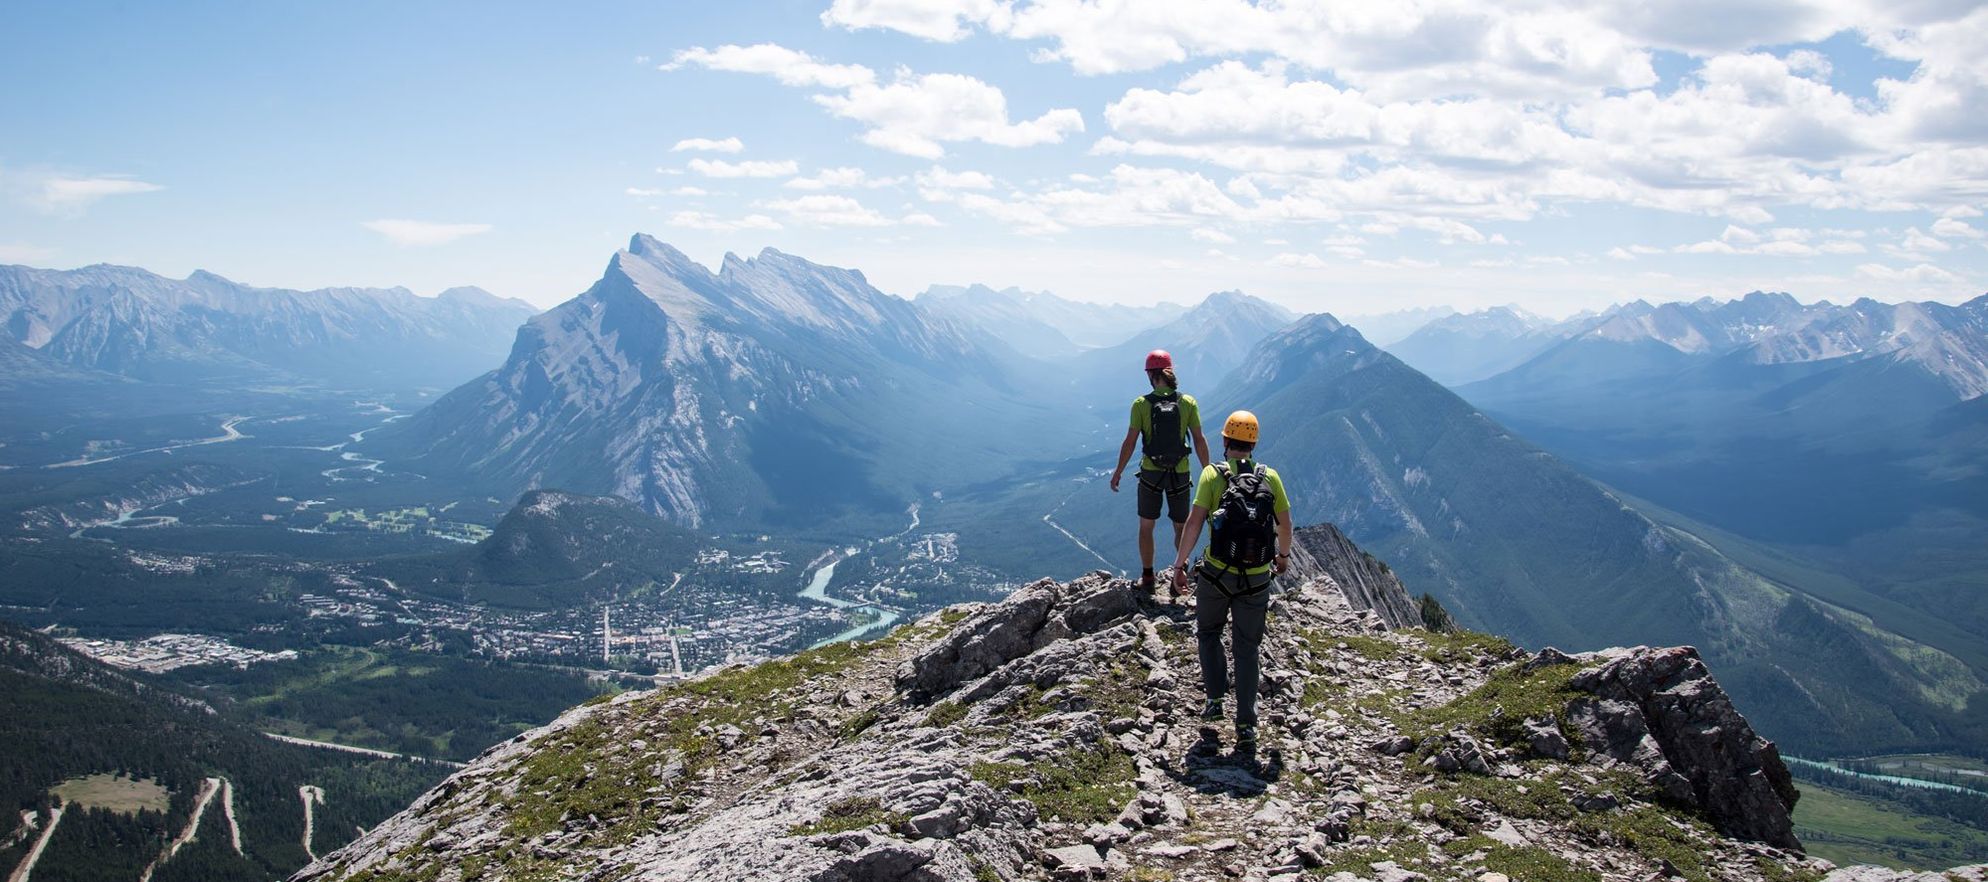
[1169,506,1207,590]
[1191,427,1210,469]
[1110,426,1139,492]
[1171,506,1207,573]
[1274,509,1294,574]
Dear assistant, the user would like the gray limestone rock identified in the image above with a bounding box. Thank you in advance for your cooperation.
[1567,646,1799,848]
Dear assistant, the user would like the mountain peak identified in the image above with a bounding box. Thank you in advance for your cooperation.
[300,551,1823,882]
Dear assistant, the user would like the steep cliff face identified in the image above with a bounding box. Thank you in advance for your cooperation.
[293,524,1900,882]
[1287,523,1421,630]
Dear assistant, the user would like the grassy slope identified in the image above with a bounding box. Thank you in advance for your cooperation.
[1794,783,1988,870]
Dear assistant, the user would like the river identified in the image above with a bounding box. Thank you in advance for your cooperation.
[1785,756,1984,795]
[796,507,920,647]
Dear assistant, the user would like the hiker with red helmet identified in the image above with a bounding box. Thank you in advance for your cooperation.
[1110,349,1211,594]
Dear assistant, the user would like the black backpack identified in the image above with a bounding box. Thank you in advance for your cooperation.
[1209,462,1277,569]
[1142,391,1188,470]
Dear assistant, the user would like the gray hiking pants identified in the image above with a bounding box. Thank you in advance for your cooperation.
[1194,568,1272,726]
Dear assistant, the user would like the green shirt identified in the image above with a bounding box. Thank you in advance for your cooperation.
[1129,389,1201,474]
[1191,458,1291,575]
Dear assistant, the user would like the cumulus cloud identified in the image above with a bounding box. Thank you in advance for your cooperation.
[664,43,1082,158]
[1271,252,1327,269]
[663,44,874,89]
[785,167,902,190]
[820,0,1005,41]
[671,137,745,153]
[360,219,493,247]
[688,158,800,178]
[761,194,896,227]
[664,210,782,232]
[1932,216,1985,239]
[1192,228,1235,244]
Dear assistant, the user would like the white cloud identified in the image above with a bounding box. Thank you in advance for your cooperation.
[820,0,1005,41]
[31,175,163,212]
[664,210,782,232]
[902,212,944,227]
[762,194,895,227]
[360,219,493,247]
[785,167,898,190]
[1856,262,1960,283]
[663,44,874,89]
[687,158,800,178]
[666,43,1081,159]
[1887,226,1952,257]
[1817,239,1867,254]
[1722,225,1761,244]
[1271,252,1326,269]
[1192,228,1235,244]
[671,137,745,153]
[1932,216,1985,239]
[917,166,997,191]
[816,72,1084,158]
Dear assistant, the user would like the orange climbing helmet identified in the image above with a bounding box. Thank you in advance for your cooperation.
[1222,410,1260,443]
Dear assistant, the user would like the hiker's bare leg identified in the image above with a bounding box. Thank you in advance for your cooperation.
[1138,517,1157,569]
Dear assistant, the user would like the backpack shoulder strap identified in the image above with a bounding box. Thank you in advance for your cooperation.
[1252,463,1266,478]
[1213,462,1231,481]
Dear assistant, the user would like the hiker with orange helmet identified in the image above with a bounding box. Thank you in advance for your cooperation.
[1110,349,1211,593]
[1168,409,1294,749]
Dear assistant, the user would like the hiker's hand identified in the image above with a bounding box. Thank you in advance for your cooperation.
[1171,564,1190,591]
[1109,470,1122,492]
[1273,554,1290,575]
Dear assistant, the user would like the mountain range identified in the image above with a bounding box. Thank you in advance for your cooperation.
[0,264,537,391]
[379,235,1094,528]
[1218,313,1982,755]
[915,283,1187,355]
[1384,305,1581,385]
[1419,292,1988,681]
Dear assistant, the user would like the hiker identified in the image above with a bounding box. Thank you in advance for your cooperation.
[1167,410,1294,748]
[1109,349,1211,592]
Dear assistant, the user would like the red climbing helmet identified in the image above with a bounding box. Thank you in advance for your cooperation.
[1144,349,1173,370]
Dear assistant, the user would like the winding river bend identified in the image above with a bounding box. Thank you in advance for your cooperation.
[795,506,919,647]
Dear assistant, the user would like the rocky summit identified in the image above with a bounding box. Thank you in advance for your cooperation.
[297,537,1965,882]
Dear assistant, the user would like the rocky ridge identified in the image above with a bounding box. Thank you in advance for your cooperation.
[298,540,1966,882]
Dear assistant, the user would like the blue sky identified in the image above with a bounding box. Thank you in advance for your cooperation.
[3,0,1985,315]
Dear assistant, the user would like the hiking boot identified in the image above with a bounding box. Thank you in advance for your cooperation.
[1137,568,1157,592]
[1200,699,1224,721]
[1235,723,1258,747]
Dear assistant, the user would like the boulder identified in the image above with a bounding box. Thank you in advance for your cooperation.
[1567,646,1799,849]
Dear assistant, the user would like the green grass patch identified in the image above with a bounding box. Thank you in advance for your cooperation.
[1571,804,1715,882]
[969,744,1137,824]
[924,700,968,728]
[1413,628,1518,665]
[1300,630,1403,662]
[1401,661,1585,754]
[788,795,907,836]
[49,773,169,815]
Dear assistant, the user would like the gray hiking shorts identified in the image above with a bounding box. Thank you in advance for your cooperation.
[1136,468,1193,523]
